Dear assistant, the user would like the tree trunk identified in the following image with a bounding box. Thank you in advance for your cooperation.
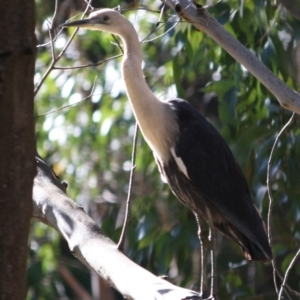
[0,1,36,299]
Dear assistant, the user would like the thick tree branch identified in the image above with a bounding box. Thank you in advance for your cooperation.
[32,156,201,300]
[162,0,300,114]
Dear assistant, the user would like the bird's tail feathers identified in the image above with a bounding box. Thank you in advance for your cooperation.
[215,222,272,262]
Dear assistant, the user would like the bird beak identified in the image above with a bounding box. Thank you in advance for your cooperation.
[60,18,92,28]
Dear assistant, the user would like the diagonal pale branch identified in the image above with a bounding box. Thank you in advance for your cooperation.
[162,0,300,115]
[32,156,201,300]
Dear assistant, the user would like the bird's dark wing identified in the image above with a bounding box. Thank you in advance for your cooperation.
[164,99,272,261]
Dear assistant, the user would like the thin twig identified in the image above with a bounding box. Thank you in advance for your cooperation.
[47,23,56,61]
[266,112,296,295]
[34,0,92,97]
[122,2,180,45]
[158,2,166,22]
[142,17,180,43]
[83,0,94,10]
[36,76,99,118]
[278,247,300,299]
[53,54,123,70]
[51,0,59,30]
[138,3,181,44]
[36,29,63,48]
[117,123,139,251]
[257,5,280,45]
[47,0,58,61]
[36,13,82,48]
[111,34,124,54]
[275,266,300,298]
[122,7,161,14]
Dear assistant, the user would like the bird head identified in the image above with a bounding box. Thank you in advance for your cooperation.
[60,9,128,36]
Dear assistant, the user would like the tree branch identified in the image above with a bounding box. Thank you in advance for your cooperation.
[34,0,92,97]
[161,0,300,115]
[32,156,201,300]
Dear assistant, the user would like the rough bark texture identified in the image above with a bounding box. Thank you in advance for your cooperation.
[0,1,36,299]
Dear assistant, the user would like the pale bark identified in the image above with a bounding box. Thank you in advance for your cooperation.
[33,156,201,300]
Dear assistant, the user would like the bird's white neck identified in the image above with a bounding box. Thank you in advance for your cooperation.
[118,26,177,162]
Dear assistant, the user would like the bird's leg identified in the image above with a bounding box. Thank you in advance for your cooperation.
[194,213,209,298]
[208,223,218,299]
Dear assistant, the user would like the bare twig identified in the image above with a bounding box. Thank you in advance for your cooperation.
[117,123,139,251]
[36,76,99,118]
[121,7,161,14]
[51,0,59,30]
[275,269,300,297]
[142,17,180,43]
[36,31,62,48]
[278,247,300,299]
[266,113,295,294]
[36,13,81,48]
[139,1,180,44]
[47,0,59,60]
[54,54,123,70]
[34,0,92,97]
[111,34,124,54]
[83,0,94,11]
[47,23,56,61]
[257,6,280,44]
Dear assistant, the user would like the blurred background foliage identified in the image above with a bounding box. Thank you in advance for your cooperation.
[31,0,300,299]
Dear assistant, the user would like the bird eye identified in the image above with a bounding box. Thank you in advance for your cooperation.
[103,15,109,22]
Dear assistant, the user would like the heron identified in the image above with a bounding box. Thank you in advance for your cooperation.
[61,8,272,298]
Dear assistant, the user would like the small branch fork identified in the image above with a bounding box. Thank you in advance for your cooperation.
[34,0,92,97]
[278,247,300,299]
